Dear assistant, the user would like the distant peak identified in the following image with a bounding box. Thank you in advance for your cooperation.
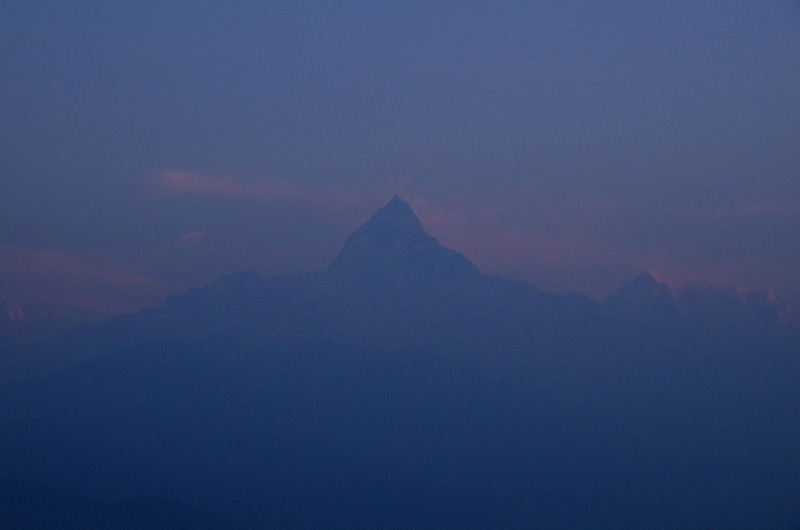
[373,194,422,225]
[344,195,426,246]
[385,193,411,209]
[607,271,676,306]
[326,196,478,283]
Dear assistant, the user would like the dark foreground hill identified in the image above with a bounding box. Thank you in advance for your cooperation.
[2,196,800,529]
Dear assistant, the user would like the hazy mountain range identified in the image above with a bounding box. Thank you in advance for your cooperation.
[2,196,800,529]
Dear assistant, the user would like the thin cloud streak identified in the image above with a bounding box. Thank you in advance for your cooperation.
[154,170,382,214]
[0,246,163,315]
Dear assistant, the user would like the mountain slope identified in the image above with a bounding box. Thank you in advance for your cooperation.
[2,196,800,529]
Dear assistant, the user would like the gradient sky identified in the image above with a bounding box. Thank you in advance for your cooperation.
[2,1,800,313]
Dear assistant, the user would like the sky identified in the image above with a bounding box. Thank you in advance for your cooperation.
[2,0,800,314]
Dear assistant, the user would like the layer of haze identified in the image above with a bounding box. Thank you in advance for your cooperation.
[2,1,800,313]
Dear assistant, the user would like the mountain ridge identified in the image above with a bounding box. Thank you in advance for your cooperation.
[2,196,798,384]
[605,271,800,332]
[2,196,796,346]
[2,196,800,529]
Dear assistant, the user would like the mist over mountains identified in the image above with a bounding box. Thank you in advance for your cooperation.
[2,196,800,529]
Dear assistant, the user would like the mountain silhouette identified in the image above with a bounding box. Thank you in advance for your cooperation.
[2,196,800,529]
[3,196,796,361]
[327,195,479,288]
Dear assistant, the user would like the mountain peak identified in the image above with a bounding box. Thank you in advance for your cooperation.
[355,194,426,244]
[606,272,675,307]
[387,193,412,209]
[326,196,478,286]
[604,272,681,325]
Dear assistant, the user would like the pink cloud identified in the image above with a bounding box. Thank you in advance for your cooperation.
[178,230,206,244]
[0,246,163,315]
[408,194,614,270]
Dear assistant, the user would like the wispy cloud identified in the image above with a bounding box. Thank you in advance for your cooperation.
[178,230,206,245]
[0,246,163,315]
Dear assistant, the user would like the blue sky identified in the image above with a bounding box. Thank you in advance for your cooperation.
[2,1,799,312]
